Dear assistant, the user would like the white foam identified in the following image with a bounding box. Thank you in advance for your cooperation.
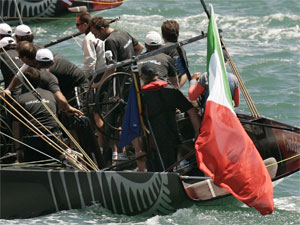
[274,196,300,213]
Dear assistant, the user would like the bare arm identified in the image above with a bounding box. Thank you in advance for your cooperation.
[233,87,240,107]
[134,42,144,56]
[1,64,29,96]
[179,74,188,89]
[91,69,115,89]
[188,72,205,101]
[1,75,21,96]
[186,107,201,138]
[54,91,83,116]
[169,76,179,89]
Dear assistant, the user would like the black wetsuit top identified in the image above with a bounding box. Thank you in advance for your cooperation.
[139,53,177,81]
[16,87,59,135]
[142,81,193,171]
[162,42,188,77]
[105,29,139,73]
[50,54,88,99]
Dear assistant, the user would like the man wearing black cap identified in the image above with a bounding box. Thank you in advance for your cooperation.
[140,63,201,171]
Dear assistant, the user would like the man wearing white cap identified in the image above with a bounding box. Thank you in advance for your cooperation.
[0,37,24,94]
[2,41,83,118]
[139,31,179,88]
[35,47,91,147]
[35,48,88,107]
[0,23,12,40]
[0,37,15,48]
[14,24,34,43]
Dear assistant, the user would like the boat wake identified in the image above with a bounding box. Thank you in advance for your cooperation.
[274,196,300,213]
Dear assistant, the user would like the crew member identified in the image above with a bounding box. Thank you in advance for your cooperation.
[139,31,179,88]
[140,63,200,171]
[89,16,144,164]
[76,12,106,81]
[0,37,23,95]
[12,67,63,162]
[2,41,83,117]
[161,20,188,88]
[0,23,12,40]
[89,16,144,86]
[188,50,240,110]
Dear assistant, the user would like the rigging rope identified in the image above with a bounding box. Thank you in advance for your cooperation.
[0,97,89,171]
[0,130,62,164]
[1,47,99,171]
[220,38,260,118]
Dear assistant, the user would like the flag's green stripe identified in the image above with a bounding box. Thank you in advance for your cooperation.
[207,6,233,108]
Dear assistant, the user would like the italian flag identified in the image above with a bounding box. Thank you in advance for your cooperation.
[195,5,274,215]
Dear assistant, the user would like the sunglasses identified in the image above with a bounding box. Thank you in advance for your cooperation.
[76,23,84,27]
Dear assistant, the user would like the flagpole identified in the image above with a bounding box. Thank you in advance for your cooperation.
[130,62,147,137]
[130,62,166,171]
[199,0,260,118]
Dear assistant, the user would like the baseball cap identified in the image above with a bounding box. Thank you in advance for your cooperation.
[0,23,12,36]
[0,37,16,48]
[36,48,54,62]
[141,62,159,79]
[14,24,32,36]
[145,31,162,46]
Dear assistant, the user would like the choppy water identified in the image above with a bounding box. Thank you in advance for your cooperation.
[1,0,300,224]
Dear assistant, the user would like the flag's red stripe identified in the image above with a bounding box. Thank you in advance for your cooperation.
[196,101,274,215]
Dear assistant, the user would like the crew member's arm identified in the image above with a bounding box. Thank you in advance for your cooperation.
[186,107,201,138]
[82,37,97,76]
[1,64,29,96]
[12,121,23,162]
[179,74,188,89]
[1,75,19,96]
[188,72,205,101]
[134,42,144,56]
[91,69,115,89]
[169,76,179,89]
[233,87,240,107]
[54,91,83,116]
[167,56,179,88]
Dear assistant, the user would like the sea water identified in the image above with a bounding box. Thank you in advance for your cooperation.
[0,0,299,224]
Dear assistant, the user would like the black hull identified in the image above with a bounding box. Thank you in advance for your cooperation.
[0,169,191,219]
[0,113,299,219]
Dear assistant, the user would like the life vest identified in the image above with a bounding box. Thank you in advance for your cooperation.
[141,80,168,91]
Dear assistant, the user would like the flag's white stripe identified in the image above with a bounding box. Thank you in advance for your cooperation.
[207,51,235,114]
